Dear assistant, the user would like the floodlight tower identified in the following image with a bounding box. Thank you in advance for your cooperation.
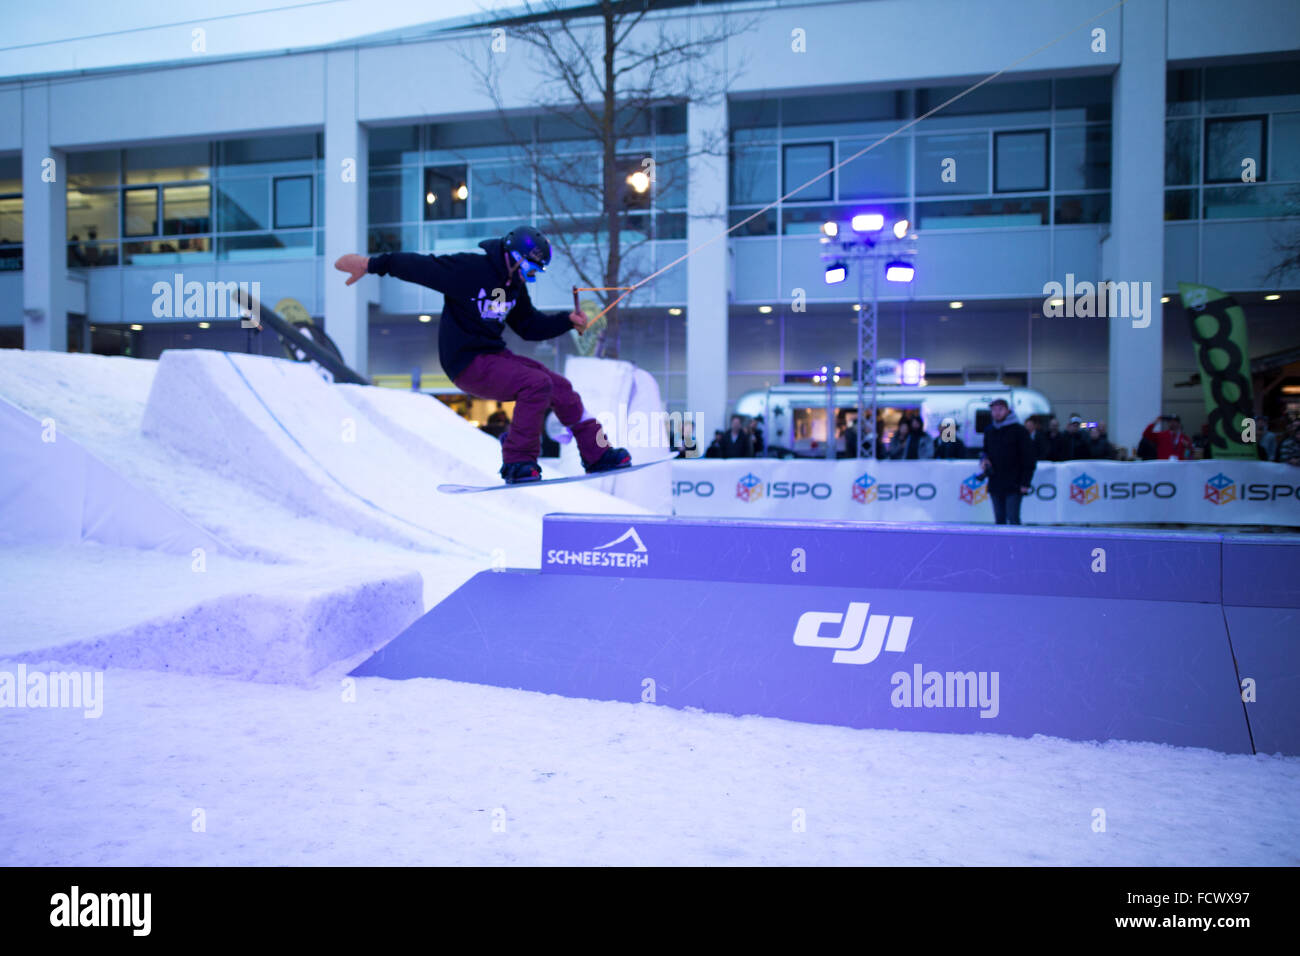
[821,215,916,458]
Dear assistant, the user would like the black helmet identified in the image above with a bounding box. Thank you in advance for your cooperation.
[503,226,551,280]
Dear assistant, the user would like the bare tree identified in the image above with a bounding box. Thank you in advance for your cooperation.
[1266,186,1300,283]
[459,0,751,357]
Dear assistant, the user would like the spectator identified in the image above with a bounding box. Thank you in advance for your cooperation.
[888,416,934,460]
[1088,423,1115,460]
[751,415,766,457]
[839,415,858,459]
[705,430,725,458]
[674,418,700,458]
[480,409,510,440]
[886,420,905,454]
[1141,413,1193,461]
[1278,418,1300,467]
[717,415,754,458]
[980,398,1036,525]
[1259,417,1280,462]
[1024,417,1042,460]
[1040,416,1065,462]
[933,418,967,460]
[1060,414,1092,460]
[1192,422,1214,460]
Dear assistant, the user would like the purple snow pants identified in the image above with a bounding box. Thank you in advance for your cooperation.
[453,349,609,464]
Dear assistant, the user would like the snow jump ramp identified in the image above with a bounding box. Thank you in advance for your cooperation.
[353,516,1299,755]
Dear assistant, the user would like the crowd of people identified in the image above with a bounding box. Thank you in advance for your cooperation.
[480,401,1300,468]
[704,415,766,458]
[701,408,1300,466]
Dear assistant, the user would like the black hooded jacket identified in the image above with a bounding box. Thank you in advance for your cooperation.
[981,411,1037,494]
[366,237,573,380]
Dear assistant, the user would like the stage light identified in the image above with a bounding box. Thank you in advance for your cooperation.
[893,218,910,239]
[130,324,143,331]
[198,322,210,329]
[418,314,432,323]
[668,307,683,316]
[852,304,861,311]
[821,221,838,237]
[1161,296,1170,303]
[626,170,651,194]
[454,183,468,201]
[851,213,884,233]
[949,301,963,309]
[825,262,848,284]
[758,305,772,314]
[1265,294,1280,301]
[901,358,925,386]
[426,191,436,205]
[885,260,915,283]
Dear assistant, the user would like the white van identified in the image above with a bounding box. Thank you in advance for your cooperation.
[733,379,1052,456]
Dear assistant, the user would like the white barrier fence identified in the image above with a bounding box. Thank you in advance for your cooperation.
[669,458,1300,526]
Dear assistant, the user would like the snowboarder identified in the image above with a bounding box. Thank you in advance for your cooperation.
[334,226,631,484]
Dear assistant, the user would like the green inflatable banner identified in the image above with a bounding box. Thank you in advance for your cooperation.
[1178,282,1256,460]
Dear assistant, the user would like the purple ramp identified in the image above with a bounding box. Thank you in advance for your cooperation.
[1221,535,1300,754]
[352,569,1251,753]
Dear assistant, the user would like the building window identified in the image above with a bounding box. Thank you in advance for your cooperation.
[1274,111,1300,181]
[123,187,159,237]
[915,132,989,195]
[423,166,468,221]
[994,130,1049,192]
[1204,116,1266,183]
[782,143,833,202]
[730,146,778,204]
[0,159,20,270]
[217,179,270,232]
[1165,120,1199,186]
[64,136,321,268]
[1054,125,1110,191]
[164,184,211,235]
[273,176,313,229]
[839,136,908,199]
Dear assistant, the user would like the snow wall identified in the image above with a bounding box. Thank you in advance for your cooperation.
[559,357,672,514]
[355,515,1300,756]
[0,396,235,557]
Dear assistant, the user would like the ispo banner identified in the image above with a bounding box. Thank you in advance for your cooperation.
[1179,282,1256,460]
[670,459,1300,526]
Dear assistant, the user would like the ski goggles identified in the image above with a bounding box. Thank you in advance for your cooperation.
[510,250,546,282]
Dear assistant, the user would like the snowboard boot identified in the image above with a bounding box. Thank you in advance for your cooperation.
[500,460,542,484]
[583,446,633,474]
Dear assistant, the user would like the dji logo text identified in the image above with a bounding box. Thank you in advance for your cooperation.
[793,602,912,665]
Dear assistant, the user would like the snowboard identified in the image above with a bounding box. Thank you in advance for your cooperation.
[437,457,675,494]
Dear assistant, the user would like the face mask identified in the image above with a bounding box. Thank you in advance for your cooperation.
[511,251,544,282]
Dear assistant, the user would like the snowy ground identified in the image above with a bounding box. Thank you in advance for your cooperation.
[2,349,1298,866]
[3,666,1297,866]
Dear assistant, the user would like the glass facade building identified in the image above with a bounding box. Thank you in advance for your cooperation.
[2,0,1298,439]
